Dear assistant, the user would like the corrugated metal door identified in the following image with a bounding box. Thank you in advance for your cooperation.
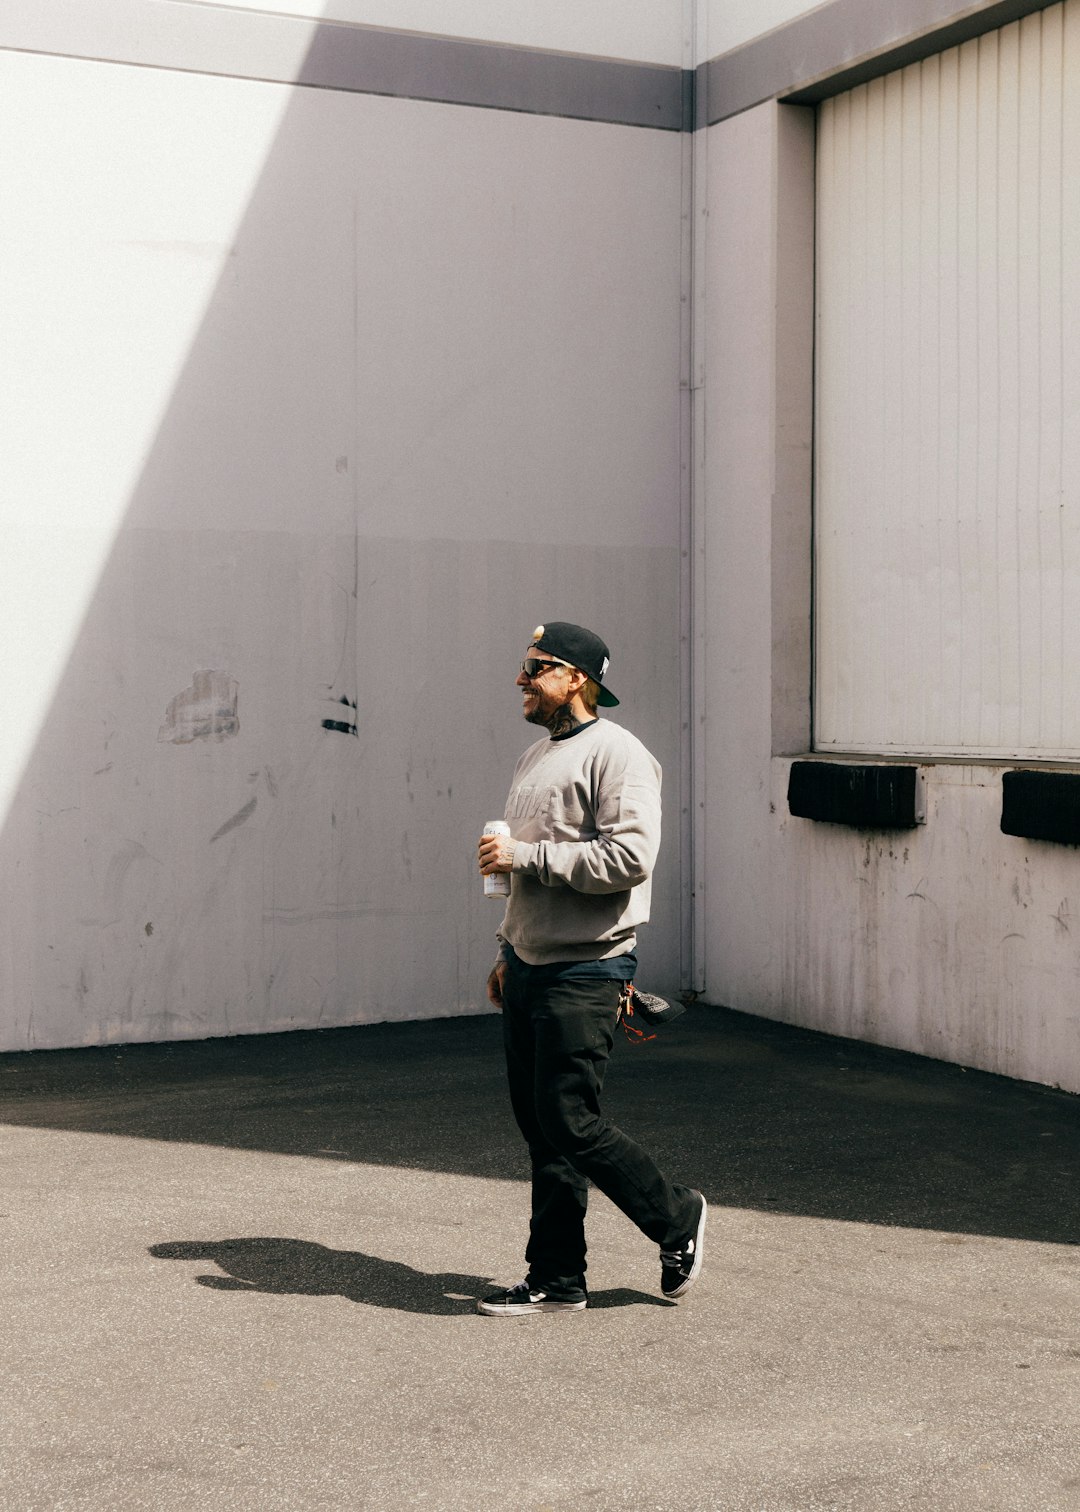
[814,1,1080,758]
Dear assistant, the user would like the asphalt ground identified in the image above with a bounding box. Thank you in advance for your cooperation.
[1,1004,1079,1511]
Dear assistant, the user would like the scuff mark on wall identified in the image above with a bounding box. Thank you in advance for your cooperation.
[122,239,237,261]
[79,839,161,927]
[210,796,257,842]
[159,671,239,744]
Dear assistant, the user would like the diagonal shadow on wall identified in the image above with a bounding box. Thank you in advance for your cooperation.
[0,12,690,1055]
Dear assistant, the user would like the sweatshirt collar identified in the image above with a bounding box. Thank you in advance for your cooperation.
[551,718,599,743]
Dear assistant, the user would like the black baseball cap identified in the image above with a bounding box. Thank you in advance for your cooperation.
[529,621,620,707]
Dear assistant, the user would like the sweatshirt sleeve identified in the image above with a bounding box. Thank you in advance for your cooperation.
[511,739,661,894]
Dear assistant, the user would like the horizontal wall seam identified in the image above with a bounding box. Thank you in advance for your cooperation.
[0,0,690,130]
[0,0,1066,132]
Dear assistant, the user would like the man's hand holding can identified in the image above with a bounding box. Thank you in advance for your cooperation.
[478,822,515,890]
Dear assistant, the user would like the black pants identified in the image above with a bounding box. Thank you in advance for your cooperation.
[501,957,697,1299]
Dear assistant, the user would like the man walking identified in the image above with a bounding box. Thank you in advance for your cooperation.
[476,621,705,1316]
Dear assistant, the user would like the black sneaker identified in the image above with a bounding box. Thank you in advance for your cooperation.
[660,1191,707,1299]
[476,1281,587,1317]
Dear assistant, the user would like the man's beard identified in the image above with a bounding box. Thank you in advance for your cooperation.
[525,699,579,736]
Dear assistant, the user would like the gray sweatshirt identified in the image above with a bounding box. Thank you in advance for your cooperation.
[496,718,662,966]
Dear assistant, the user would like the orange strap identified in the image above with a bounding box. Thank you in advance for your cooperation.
[618,984,656,1045]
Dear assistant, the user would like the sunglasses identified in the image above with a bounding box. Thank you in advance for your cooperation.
[520,657,570,679]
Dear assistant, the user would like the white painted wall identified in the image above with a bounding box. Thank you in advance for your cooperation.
[181,0,687,65]
[700,99,1080,1095]
[13,0,1077,1095]
[703,0,824,57]
[0,47,685,1050]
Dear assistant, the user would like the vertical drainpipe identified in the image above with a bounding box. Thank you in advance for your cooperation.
[679,0,707,996]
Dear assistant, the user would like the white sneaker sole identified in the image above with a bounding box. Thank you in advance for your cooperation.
[665,1193,707,1299]
[476,1297,588,1317]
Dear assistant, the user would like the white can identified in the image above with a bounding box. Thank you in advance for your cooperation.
[482,820,512,898]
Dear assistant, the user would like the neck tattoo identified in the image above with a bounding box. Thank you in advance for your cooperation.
[547,703,583,738]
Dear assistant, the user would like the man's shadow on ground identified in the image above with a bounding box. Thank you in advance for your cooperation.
[149,1238,673,1315]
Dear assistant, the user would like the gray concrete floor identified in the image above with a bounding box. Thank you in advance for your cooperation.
[1,1004,1079,1511]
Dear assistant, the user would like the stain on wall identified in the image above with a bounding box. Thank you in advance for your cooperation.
[158,670,240,744]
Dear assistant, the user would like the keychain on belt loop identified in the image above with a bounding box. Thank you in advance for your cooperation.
[618,983,656,1045]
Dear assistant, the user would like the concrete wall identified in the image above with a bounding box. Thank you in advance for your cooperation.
[0,13,687,1051]
[10,0,1078,1096]
[698,95,1080,1095]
